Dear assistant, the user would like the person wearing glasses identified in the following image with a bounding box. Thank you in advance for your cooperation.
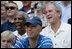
[6,2,19,23]
[1,2,18,33]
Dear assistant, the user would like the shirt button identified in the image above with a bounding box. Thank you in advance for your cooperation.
[54,36,56,37]
[55,44,57,45]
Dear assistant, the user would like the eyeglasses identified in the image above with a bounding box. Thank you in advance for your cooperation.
[6,6,16,10]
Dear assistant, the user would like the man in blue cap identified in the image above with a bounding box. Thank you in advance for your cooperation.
[14,17,53,48]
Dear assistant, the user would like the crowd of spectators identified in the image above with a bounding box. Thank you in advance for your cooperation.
[1,1,71,48]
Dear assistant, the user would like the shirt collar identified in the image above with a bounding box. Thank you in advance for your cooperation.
[35,35,42,48]
[58,22,65,31]
[20,6,32,14]
[27,9,32,14]
[48,22,65,35]
[26,35,42,48]
[19,6,25,12]
[14,30,27,37]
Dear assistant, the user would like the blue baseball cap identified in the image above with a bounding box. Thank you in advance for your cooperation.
[25,17,42,27]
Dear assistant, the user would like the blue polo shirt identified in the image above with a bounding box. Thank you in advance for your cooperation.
[1,21,16,33]
[19,6,25,12]
[14,35,53,48]
[19,6,34,14]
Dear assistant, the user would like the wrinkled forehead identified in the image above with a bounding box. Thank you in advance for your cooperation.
[7,3,17,7]
[46,4,55,10]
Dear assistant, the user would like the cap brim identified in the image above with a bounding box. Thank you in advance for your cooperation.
[25,21,36,27]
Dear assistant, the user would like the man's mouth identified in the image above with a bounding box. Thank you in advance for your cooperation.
[15,23,21,27]
[48,17,52,19]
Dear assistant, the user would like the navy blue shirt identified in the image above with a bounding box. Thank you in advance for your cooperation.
[1,21,16,33]
[19,6,25,12]
[19,6,34,14]
[14,35,53,48]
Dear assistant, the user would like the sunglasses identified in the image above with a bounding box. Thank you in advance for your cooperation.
[6,6,16,10]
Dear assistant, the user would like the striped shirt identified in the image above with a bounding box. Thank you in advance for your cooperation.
[14,35,53,48]
[13,30,28,43]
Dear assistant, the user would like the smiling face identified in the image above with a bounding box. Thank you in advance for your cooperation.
[6,3,18,16]
[25,23,42,38]
[14,13,26,31]
[46,4,61,24]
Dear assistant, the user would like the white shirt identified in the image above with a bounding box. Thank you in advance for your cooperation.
[61,4,71,23]
[40,22,71,48]
[56,2,71,23]
[13,30,28,42]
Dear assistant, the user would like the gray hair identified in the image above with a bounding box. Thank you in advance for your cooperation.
[46,2,62,18]
[47,2,62,12]
[16,11,29,20]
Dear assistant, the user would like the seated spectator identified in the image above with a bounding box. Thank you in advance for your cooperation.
[1,30,15,48]
[14,17,53,48]
[1,2,18,33]
[19,1,32,13]
[19,1,34,18]
[40,2,71,48]
[13,11,28,43]
[1,20,16,33]
[6,2,19,23]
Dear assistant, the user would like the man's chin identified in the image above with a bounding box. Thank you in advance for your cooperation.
[28,36,33,39]
[16,27,21,30]
[48,22,52,24]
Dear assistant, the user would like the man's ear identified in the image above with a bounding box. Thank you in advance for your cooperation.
[16,9,19,13]
[41,27,43,31]
[58,11,61,18]
[37,27,42,34]
[38,25,42,32]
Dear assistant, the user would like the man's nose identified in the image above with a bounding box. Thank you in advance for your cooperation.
[15,19,19,22]
[28,27,32,31]
[4,41,8,45]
